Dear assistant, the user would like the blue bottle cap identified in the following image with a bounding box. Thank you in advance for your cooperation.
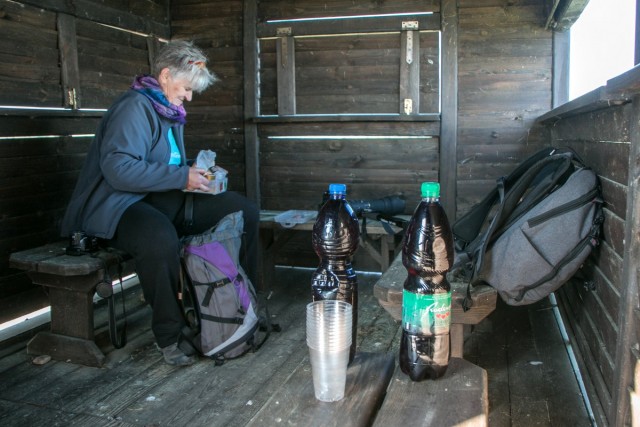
[328,183,347,195]
[421,182,440,198]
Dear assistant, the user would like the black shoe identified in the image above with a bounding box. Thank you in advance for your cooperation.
[160,343,196,366]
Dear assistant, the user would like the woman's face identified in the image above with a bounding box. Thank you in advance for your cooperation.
[159,68,193,106]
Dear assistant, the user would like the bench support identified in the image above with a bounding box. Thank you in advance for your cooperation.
[26,270,106,367]
[10,243,134,367]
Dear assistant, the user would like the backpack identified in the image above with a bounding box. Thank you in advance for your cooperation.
[452,147,604,306]
[178,211,273,364]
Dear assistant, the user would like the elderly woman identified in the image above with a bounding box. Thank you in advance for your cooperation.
[61,40,259,366]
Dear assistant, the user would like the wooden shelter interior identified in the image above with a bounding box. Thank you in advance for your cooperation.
[0,1,639,426]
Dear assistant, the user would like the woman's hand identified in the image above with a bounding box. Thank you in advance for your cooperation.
[186,166,212,192]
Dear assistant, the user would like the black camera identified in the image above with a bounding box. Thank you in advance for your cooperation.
[66,231,100,256]
[347,196,406,217]
[319,192,406,217]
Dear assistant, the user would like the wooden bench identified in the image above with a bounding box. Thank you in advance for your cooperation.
[259,210,405,287]
[246,351,395,426]
[373,253,497,358]
[9,242,135,367]
[369,254,496,426]
[246,350,489,426]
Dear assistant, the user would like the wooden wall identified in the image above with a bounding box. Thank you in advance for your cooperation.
[456,0,551,217]
[0,0,170,323]
[247,0,552,267]
[538,74,640,426]
[171,0,247,192]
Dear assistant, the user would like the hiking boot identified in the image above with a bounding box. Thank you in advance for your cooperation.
[160,343,196,366]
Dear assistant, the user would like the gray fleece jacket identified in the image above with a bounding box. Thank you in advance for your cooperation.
[61,90,190,239]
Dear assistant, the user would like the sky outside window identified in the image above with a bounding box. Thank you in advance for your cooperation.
[569,0,636,100]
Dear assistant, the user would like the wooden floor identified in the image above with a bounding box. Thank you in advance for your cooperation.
[0,267,592,426]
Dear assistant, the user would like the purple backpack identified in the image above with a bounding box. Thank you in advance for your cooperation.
[179,211,268,363]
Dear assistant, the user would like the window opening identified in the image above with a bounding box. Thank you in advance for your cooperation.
[569,0,636,99]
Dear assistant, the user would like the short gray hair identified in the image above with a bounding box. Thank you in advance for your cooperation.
[153,40,217,93]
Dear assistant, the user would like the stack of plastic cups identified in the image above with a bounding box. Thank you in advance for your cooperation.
[306,300,353,402]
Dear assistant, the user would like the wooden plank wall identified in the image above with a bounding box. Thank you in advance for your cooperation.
[173,0,556,270]
[549,103,635,426]
[456,0,551,217]
[253,0,442,269]
[258,32,440,116]
[258,122,440,210]
[171,0,247,192]
[0,0,170,324]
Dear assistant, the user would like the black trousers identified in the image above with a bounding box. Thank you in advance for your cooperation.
[108,190,259,348]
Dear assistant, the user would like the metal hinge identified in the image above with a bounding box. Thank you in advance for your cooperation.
[402,21,418,64]
[403,99,413,115]
[402,21,419,30]
[67,88,77,109]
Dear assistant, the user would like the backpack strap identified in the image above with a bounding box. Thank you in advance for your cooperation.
[92,249,127,349]
[453,146,558,250]
[184,192,195,229]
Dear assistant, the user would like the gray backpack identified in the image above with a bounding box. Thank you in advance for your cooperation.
[178,211,272,363]
[452,147,604,306]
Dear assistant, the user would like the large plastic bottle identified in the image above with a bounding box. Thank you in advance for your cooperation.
[311,183,360,362]
[399,182,454,381]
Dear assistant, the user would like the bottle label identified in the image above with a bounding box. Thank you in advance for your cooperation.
[402,290,452,335]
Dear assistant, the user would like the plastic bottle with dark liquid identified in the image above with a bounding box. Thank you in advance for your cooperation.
[311,183,359,362]
[399,182,454,381]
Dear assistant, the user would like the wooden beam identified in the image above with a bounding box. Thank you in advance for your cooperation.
[399,26,420,115]
[548,0,591,31]
[146,37,161,74]
[253,114,441,124]
[57,13,80,109]
[19,0,170,38]
[276,35,296,115]
[552,30,570,108]
[244,0,260,205]
[611,94,640,426]
[440,0,458,221]
[257,14,440,38]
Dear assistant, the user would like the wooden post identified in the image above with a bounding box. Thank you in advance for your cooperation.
[440,0,458,221]
[146,36,160,74]
[243,0,260,205]
[612,94,640,426]
[276,31,296,115]
[399,22,420,115]
[552,30,570,108]
[57,13,81,109]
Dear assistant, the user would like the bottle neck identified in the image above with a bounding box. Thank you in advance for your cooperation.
[422,196,440,203]
[330,193,346,200]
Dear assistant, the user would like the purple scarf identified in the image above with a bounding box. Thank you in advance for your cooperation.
[131,75,187,124]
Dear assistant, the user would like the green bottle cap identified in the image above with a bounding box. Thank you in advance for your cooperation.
[421,182,440,198]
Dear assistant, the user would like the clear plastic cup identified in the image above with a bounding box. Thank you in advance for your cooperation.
[306,300,353,402]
